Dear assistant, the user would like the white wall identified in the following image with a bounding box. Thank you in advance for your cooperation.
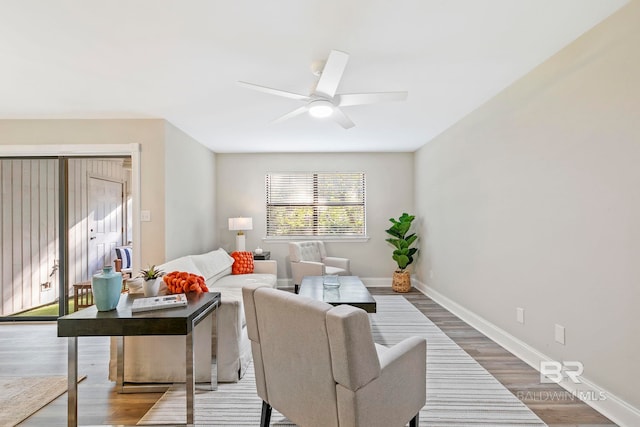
[164,122,217,260]
[216,153,413,281]
[0,119,167,267]
[0,119,218,269]
[414,1,640,418]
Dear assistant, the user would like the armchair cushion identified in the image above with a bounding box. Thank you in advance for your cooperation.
[289,241,324,262]
[289,241,351,285]
[326,304,380,391]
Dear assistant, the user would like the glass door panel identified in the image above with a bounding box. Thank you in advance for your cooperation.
[1,158,60,318]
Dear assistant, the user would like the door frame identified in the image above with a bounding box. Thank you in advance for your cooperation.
[0,144,141,318]
[87,173,126,278]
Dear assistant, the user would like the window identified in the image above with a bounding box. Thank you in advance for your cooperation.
[266,172,366,237]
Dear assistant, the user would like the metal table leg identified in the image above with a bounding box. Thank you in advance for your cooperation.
[68,337,78,427]
[186,330,195,425]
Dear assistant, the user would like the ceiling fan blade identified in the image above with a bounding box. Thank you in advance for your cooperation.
[272,105,309,124]
[331,107,355,129]
[337,91,408,107]
[314,50,349,98]
[238,81,310,101]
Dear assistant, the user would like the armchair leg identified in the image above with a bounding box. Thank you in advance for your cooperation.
[260,400,272,427]
[294,284,299,294]
[409,412,419,427]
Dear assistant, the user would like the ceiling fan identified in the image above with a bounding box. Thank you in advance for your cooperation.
[238,50,408,129]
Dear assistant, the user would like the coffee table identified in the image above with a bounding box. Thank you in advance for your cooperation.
[58,291,220,427]
[298,276,376,313]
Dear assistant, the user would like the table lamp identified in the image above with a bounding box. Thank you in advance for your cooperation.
[228,217,253,252]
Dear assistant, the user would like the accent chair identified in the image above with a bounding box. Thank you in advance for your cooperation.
[242,284,426,427]
[289,240,350,293]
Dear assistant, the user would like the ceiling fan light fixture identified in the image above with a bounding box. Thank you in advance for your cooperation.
[308,99,334,118]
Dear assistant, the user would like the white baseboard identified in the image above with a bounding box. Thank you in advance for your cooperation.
[276,277,391,289]
[360,277,391,287]
[412,279,640,427]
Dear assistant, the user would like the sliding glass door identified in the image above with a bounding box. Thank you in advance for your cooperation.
[0,158,60,318]
[0,156,131,320]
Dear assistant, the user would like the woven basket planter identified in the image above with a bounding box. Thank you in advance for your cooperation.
[392,270,411,293]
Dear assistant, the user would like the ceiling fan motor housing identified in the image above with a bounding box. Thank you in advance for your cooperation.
[308,99,334,118]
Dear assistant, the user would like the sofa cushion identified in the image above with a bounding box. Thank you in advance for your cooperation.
[231,251,254,274]
[158,256,201,275]
[213,273,277,289]
[157,256,202,295]
[190,249,235,282]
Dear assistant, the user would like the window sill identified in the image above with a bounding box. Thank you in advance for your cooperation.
[262,236,370,243]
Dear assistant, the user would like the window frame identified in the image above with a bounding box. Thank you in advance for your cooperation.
[265,172,367,240]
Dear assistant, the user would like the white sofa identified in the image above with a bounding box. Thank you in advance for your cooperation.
[108,248,277,383]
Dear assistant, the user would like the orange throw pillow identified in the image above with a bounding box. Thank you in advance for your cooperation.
[231,251,254,274]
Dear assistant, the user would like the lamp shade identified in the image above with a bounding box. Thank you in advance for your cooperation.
[228,217,253,231]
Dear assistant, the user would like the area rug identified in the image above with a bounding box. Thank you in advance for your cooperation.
[139,296,546,426]
[0,375,84,427]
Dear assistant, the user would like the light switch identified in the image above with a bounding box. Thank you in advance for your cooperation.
[141,210,151,222]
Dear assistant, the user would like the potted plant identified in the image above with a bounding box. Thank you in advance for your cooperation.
[385,213,418,293]
[139,265,165,297]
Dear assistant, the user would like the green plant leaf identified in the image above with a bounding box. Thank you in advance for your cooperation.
[386,213,418,270]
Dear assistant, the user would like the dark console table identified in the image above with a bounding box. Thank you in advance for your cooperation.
[58,291,220,427]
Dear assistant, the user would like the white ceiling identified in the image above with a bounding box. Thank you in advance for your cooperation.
[0,0,627,153]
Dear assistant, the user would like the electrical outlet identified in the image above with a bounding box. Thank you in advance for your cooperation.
[555,324,565,345]
[516,307,524,324]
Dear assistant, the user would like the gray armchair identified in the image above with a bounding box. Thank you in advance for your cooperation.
[243,284,426,427]
[289,240,350,293]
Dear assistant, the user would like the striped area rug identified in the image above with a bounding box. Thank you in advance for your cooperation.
[138,296,546,426]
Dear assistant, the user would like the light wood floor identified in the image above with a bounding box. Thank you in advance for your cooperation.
[0,287,616,426]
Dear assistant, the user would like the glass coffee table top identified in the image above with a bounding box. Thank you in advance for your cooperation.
[298,276,376,313]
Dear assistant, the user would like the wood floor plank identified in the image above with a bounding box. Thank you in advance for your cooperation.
[0,287,617,426]
[369,287,617,426]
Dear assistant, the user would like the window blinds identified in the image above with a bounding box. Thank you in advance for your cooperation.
[266,172,366,237]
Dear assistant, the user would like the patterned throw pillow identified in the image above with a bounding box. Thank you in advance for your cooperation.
[231,251,254,274]
[115,246,133,269]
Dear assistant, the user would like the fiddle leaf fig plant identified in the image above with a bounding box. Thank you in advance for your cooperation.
[385,213,418,271]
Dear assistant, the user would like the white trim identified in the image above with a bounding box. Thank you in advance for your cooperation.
[264,236,370,243]
[0,143,142,273]
[276,278,291,289]
[276,276,390,289]
[412,278,640,427]
[360,277,391,287]
[0,144,136,157]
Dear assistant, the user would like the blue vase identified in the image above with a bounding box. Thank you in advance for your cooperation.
[92,266,122,311]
